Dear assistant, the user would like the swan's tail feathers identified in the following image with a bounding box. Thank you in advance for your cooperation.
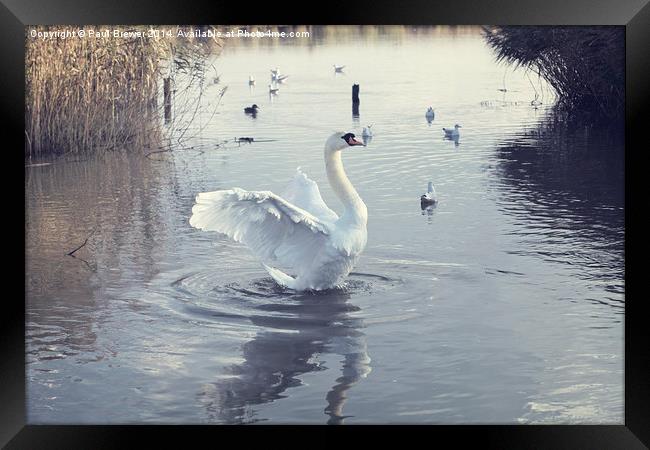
[262,263,297,289]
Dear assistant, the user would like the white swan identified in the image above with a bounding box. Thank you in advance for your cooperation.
[189,132,368,291]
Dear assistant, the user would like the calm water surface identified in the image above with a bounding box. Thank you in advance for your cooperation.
[26,27,624,424]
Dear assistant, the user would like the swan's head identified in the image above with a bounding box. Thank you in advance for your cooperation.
[326,131,364,152]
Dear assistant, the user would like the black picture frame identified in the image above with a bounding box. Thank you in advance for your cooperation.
[6,0,648,447]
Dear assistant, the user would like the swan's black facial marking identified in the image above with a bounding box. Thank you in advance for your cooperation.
[341,133,364,146]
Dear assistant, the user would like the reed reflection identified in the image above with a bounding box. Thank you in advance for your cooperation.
[493,116,624,298]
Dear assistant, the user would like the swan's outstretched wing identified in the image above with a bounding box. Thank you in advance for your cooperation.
[189,188,331,269]
[281,168,339,224]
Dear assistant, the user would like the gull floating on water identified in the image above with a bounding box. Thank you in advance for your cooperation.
[269,84,279,95]
[333,64,345,72]
[420,182,438,207]
[443,124,461,138]
[271,68,287,82]
[425,107,435,122]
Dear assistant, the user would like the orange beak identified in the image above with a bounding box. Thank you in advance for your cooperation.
[347,136,365,146]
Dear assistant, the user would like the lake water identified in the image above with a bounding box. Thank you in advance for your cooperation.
[25,26,625,424]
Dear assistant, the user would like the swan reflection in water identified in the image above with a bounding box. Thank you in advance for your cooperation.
[197,283,371,424]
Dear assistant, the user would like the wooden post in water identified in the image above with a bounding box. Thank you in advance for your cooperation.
[163,77,172,123]
[352,84,360,118]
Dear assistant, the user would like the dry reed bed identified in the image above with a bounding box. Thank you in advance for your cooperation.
[25,26,221,158]
[483,26,624,124]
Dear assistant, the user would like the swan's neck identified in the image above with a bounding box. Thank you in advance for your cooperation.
[325,150,367,225]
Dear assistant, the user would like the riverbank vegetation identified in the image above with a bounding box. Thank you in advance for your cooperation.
[483,26,624,124]
[25,26,222,159]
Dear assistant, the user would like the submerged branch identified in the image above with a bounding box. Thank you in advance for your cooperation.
[66,228,97,256]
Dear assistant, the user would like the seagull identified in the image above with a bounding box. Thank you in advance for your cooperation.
[443,124,461,138]
[269,85,279,95]
[425,107,435,123]
[361,126,373,145]
[420,182,438,207]
[270,68,283,81]
[333,65,345,72]
[249,75,255,85]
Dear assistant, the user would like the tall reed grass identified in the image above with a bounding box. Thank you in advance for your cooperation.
[25,26,221,158]
[483,26,624,124]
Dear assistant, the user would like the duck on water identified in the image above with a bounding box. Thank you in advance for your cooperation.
[244,104,260,115]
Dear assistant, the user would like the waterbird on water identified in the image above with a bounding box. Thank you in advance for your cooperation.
[190,132,368,291]
[420,182,438,207]
[425,107,435,122]
[244,104,260,115]
[362,126,373,145]
[269,85,279,95]
[269,68,279,83]
[249,75,255,85]
[333,65,345,72]
[443,124,461,138]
